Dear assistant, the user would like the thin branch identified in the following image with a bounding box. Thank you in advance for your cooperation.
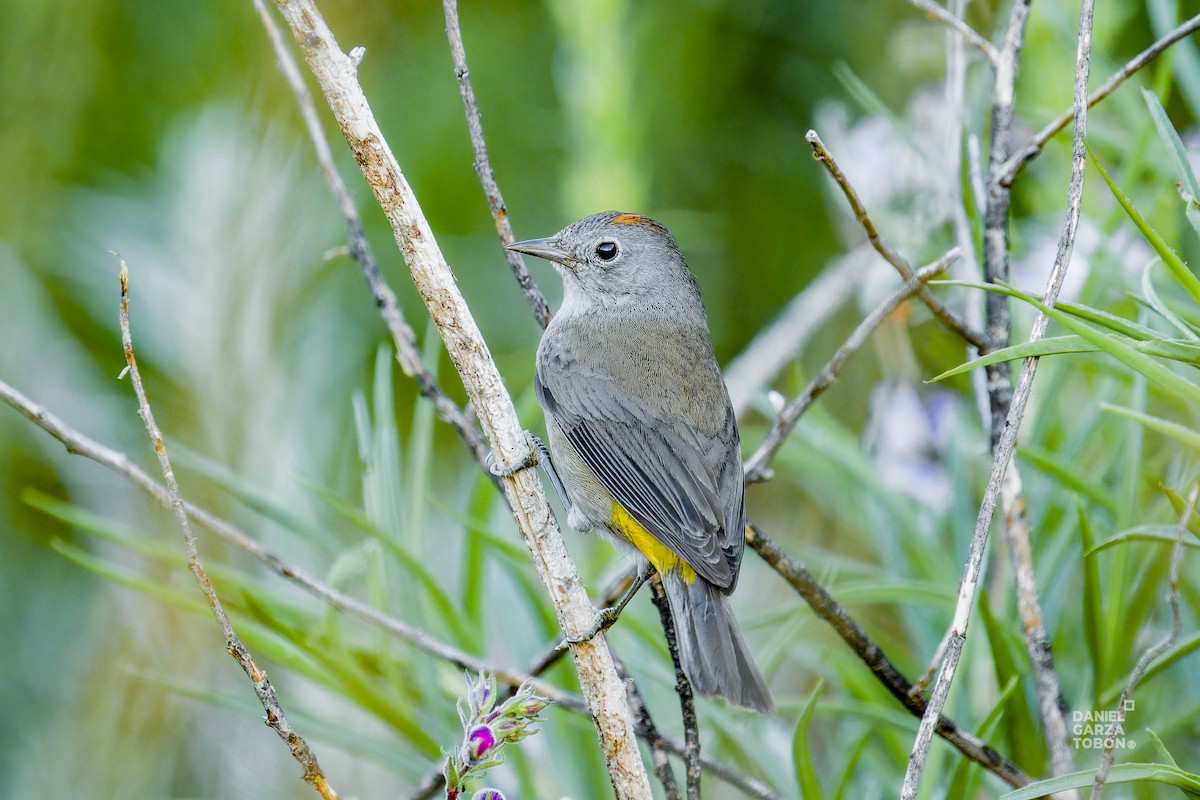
[252,0,490,470]
[266,2,650,794]
[974,0,1077,784]
[650,577,700,800]
[806,130,991,351]
[1090,483,1196,799]
[441,0,552,328]
[744,250,959,484]
[116,260,338,800]
[906,0,999,65]
[1001,13,1200,184]
[1004,463,1076,780]
[745,524,1030,789]
[901,0,1094,795]
[619,655,682,800]
[980,0,1031,441]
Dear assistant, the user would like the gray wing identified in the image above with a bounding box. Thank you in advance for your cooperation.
[536,354,744,590]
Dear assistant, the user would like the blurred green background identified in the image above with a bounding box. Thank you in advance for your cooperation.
[2,0,1199,797]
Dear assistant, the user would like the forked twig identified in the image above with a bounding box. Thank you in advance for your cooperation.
[906,0,999,65]
[744,250,959,483]
[1000,13,1200,184]
[806,130,990,351]
[252,0,490,470]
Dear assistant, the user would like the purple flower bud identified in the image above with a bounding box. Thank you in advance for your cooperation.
[467,725,496,760]
[471,790,505,800]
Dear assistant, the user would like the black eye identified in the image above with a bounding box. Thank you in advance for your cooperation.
[595,241,619,261]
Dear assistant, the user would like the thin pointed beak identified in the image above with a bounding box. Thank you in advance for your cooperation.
[506,236,572,266]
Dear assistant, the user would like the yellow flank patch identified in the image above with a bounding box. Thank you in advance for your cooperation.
[612,212,647,225]
[610,501,696,584]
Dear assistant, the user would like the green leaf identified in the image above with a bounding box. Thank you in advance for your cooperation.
[997,763,1200,800]
[1101,403,1200,452]
[1020,446,1118,516]
[793,679,825,800]
[998,281,1200,407]
[1077,500,1104,701]
[930,336,1099,382]
[932,281,1162,339]
[1140,261,1200,341]
[1087,139,1200,306]
[1142,87,1200,202]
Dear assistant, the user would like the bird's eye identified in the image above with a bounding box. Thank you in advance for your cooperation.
[595,241,619,261]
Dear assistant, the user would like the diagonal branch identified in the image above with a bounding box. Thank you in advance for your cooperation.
[117,261,339,800]
[1000,13,1200,185]
[264,2,650,793]
[806,130,991,351]
[905,0,999,66]
[442,0,552,328]
[745,524,1030,789]
[744,250,959,484]
[902,0,1095,794]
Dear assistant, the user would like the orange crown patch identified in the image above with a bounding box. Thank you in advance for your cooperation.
[612,212,648,225]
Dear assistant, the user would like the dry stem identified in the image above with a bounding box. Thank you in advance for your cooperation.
[117,260,338,800]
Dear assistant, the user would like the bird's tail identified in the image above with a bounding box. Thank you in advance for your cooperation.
[662,574,773,712]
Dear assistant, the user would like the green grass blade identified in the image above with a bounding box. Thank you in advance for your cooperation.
[998,763,1200,799]
[1019,446,1118,515]
[1142,87,1200,201]
[792,678,825,800]
[930,336,1099,382]
[1101,403,1200,452]
[999,281,1200,406]
[1086,140,1200,306]
[1077,499,1104,701]
[1140,261,1200,341]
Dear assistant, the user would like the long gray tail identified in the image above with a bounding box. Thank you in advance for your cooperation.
[662,574,773,712]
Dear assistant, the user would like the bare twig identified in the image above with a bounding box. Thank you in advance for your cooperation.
[806,130,991,351]
[1001,13,1200,184]
[744,251,959,484]
[1090,483,1196,799]
[744,524,1030,789]
[1004,464,1076,780]
[252,0,490,470]
[116,261,338,800]
[265,2,650,794]
[906,0,999,65]
[619,656,682,800]
[901,0,1094,795]
[441,0,552,328]
[973,0,1077,785]
[650,577,701,800]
